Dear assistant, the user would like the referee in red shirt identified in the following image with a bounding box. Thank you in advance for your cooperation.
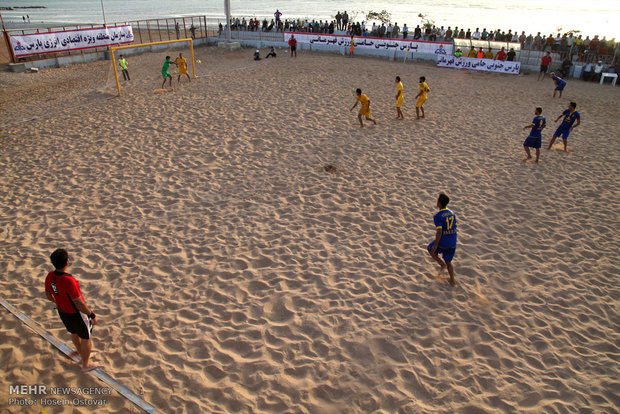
[45,249,99,371]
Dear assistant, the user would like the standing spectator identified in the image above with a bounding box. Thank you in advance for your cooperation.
[539,51,552,81]
[458,28,465,39]
[518,31,526,47]
[175,22,181,39]
[386,23,393,38]
[393,23,400,39]
[473,28,481,40]
[371,22,377,36]
[445,27,453,40]
[582,62,594,81]
[481,28,488,40]
[118,55,130,81]
[525,33,533,49]
[45,249,100,372]
[189,24,196,39]
[545,34,554,51]
[342,11,349,32]
[439,26,446,40]
[465,28,471,39]
[534,32,542,50]
[402,24,409,39]
[288,34,297,57]
[274,9,282,25]
[593,61,604,82]
[336,11,342,31]
[424,25,432,40]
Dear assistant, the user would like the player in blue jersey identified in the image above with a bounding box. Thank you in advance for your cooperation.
[427,193,458,286]
[550,72,567,98]
[522,107,546,162]
[547,102,580,151]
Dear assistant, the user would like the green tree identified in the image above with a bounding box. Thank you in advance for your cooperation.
[366,10,392,25]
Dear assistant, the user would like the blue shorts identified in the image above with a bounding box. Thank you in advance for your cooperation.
[555,85,565,91]
[554,127,570,139]
[428,241,456,262]
[523,136,541,148]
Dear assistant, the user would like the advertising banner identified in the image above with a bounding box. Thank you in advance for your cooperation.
[11,26,134,57]
[284,32,453,56]
[436,55,520,74]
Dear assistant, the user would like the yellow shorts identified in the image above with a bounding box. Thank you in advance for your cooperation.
[416,96,427,108]
[178,67,188,75]
[358,108,371,119]
[396,96,404,108]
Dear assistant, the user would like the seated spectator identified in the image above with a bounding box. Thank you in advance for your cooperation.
[414,25,422,40]
[254,49,261,60]
[477,48,484,58]
[454,48,463,57]
[468,46,477,58]
[265,46,277,58]
[558,58,572,78]
[506,48,516,61]
[485,48,494,59]
[495,47,507,61]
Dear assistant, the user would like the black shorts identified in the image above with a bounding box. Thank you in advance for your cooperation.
[290,46,297,51]
[58,310,92,340]
[540,65,548,73]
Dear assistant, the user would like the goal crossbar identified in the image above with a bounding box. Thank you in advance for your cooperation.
[110,38,195,96]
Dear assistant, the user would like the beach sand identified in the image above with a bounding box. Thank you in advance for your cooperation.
[1,45,619,413]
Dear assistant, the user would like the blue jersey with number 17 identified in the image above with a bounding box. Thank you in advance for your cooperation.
[434,208,457,248]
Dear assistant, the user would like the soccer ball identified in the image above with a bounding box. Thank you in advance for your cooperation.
[196,59,201,64]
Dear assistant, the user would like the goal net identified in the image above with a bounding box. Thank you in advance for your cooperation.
[109,38,205,96]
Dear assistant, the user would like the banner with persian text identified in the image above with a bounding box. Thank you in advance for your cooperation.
[436,55,520,74]
[10,26,134,57]
[284,32,453,55]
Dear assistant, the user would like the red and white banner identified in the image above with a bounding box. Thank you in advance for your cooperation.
[436,55,520,74]
[284,32,453,55]
[11,26,134,57]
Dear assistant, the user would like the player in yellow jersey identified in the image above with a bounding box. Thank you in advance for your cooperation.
[395,76,404,119]
[174,53,191,84]
[415,76,430,119]
[350,88,377,127]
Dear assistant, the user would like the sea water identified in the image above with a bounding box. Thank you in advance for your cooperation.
[2,0,619,39]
